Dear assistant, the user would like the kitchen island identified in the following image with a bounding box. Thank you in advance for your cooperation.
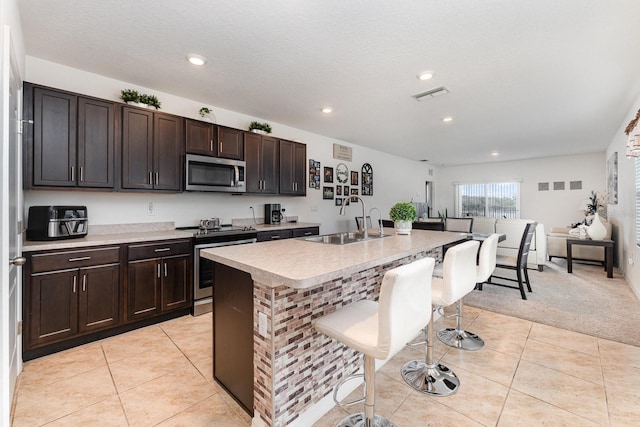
[201,228,466,427]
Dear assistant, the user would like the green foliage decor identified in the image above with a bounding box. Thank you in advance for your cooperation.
[248,121,272,133]
[120,89,161,109]
[199,107,212,117]
[389,202,417,222]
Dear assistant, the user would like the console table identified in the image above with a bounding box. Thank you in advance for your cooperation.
[566,238,614,278]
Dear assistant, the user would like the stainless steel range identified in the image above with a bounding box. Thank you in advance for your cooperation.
[177,221,257,315]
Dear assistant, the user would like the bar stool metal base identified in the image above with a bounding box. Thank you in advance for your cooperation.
[401,360,460,396]
[336,413,395,427]
[437,327,484,351]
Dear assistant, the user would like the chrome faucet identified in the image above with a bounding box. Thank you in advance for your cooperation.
[339,195,368,239]
[369,207,384,236]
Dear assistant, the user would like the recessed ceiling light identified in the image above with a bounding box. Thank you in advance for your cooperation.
[321,107,333,114]
[417,71,435,81]
[442,116,453,122]
[187,54,207,66]
[491,151,500,156]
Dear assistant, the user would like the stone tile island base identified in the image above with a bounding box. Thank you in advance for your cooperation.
[252,248,441,427]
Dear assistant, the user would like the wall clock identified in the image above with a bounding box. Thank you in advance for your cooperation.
[336,163,349,184]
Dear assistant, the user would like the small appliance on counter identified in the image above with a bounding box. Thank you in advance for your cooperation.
[264,203,282,225]
[26,205,88,241]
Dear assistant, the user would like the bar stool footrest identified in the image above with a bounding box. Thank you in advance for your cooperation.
[337,412,395,427]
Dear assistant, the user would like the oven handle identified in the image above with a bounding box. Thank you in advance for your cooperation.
[194,238,257,250]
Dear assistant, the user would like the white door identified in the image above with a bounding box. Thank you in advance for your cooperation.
[1,26,24,425]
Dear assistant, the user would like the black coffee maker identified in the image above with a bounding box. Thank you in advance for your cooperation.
[265,203,282,224]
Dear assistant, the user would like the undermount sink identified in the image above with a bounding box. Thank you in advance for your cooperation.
[303,231,390,245]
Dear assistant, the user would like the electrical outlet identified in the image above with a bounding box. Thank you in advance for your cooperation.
[258,312,267,337]
[147,202,154,216]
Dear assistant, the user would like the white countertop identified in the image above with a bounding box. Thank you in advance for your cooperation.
[22,221,321,252]
[201,228,466,289]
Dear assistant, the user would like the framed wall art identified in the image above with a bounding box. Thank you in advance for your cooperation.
[309,160,320,189]
[607,152,618,204]
[361,163,373,195]
[351,171,358,186]
[324,167,333,183]
[323,186,334,200]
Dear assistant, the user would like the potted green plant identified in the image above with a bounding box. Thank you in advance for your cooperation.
[248,121,272,134]
[389,202,417,235]
[199,107,212,117]
[139,94,161,110]
[120,89,140,104]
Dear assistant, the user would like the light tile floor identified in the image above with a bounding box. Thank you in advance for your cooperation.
[11,308,640,426]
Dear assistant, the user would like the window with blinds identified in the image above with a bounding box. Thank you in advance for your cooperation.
[455,182,520,218]
[636,158,640,246]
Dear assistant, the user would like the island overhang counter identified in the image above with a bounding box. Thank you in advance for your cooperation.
[201,229,466,427]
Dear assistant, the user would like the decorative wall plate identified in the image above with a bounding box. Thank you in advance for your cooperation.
[336,163,349,184]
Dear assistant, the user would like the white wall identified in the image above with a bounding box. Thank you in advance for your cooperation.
[437,152,606,232]
[606,92,640,297]
[24,58,437,234]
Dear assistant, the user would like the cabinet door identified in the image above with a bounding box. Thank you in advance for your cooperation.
[77,97,115,188]
[279,140,295,195]
[78,264,120,333]
[244,132,262,193]
[127,258,160,321]
[292,142,307,196]
[122,107,154,189]
[154,113,183,191]
[161,254,190,312]
[33,87,77,187]
[218,126,243,160]
[261,136,279,193]
[29,270,78,348]
[185,119,216,156]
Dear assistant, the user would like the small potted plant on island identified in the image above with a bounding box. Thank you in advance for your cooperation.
[389,202,417,235]
[248,121,272,135]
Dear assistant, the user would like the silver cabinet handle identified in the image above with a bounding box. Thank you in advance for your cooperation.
[9,256,26,266]
[68,256,91,262]
[154,248,171,252]
[164,262,168,277]
[70,166,75,182]
[149,172,153,185]
[155,172,159,186]
[270,235,281,240]
[210,140,214,152]
[219,141,223,153]
[82,274,87,292]
[79,166,84,182]
[303,232,312,236]
[72,276,77,293]
[157,263,161,278]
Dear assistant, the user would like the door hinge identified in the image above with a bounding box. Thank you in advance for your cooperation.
[17,320,22,335]
[18,119,33,135]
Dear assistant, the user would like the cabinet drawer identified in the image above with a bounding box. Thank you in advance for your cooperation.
[257,230,293,242]
[292,227,319,238]
[31,246,120,273]
[128,240,191,261]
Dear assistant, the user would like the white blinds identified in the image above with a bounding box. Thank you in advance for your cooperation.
[456,182,520,218]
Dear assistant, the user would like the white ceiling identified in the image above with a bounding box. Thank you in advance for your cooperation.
[18,0,640,166]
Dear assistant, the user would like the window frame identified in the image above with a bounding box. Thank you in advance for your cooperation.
[454,181,521,219]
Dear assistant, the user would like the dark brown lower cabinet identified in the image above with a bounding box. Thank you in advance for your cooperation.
[28,262,119,349]
[24,240,192,360]
[126,240,191,322]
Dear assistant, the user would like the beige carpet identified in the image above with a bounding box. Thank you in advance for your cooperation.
[464,259,640,347]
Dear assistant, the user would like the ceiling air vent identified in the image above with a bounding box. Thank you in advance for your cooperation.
[412,86,449,101]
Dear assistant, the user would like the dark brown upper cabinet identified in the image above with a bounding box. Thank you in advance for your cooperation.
[185,119,216,156]
[24,83,115,189]
[244,132,278,194]
[217,126,244,160]
[279,139,306,196]
[121,106,183,191]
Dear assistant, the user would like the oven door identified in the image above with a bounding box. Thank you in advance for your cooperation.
[193,237,257,315]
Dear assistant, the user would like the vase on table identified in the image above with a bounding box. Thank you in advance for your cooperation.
[587,212,607,240]
[394,220,412,235]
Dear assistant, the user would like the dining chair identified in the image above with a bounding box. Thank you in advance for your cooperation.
[444,217,474,233]
[481,222,537,299]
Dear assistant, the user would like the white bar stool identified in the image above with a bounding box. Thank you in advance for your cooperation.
[438,234,498,350]
[402,240,479,395]
[313,257,435,427]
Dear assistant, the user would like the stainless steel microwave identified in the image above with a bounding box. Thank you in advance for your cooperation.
[185,154,246,193]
